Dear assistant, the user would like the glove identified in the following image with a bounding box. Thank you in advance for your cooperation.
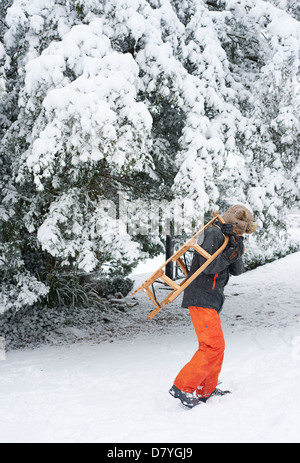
[220,223,236,237]
[223,234,245,264]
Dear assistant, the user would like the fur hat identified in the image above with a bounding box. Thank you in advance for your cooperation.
[221,204,258,235]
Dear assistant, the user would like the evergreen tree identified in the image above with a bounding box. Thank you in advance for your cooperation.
[217,0,300,263]
[0,0,299,314]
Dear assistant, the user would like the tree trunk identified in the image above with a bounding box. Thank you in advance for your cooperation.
[165,222,174,280]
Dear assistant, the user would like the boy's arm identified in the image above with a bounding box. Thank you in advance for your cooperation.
[229,258,245,276]
[193,227,244,275]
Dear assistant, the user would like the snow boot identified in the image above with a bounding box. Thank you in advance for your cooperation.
[211,387,231,397]
[169,385,205,409]
[197,387,231,402]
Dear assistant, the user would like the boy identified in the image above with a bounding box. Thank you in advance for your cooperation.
[169,204,257,408]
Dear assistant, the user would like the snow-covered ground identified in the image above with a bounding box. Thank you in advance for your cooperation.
[0,248,300,443]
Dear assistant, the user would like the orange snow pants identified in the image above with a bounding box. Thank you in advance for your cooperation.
[174,307,225,398]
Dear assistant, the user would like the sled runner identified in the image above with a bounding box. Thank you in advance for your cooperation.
[132,214,229,320]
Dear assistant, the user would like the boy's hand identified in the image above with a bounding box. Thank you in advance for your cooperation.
[223,235,245,264]
[220,223,236,236]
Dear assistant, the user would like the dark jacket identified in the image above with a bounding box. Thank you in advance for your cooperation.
[182,226,244,312]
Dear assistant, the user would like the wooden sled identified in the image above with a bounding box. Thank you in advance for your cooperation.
[132,214,229,320]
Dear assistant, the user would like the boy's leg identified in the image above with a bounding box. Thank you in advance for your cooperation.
[196,351,225,398]
[174,307,225,396]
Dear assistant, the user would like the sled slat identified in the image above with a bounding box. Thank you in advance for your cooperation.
[160,274,181,290]
[192,244,211,260]
[175,257,189,276]
[171,245,190,262]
